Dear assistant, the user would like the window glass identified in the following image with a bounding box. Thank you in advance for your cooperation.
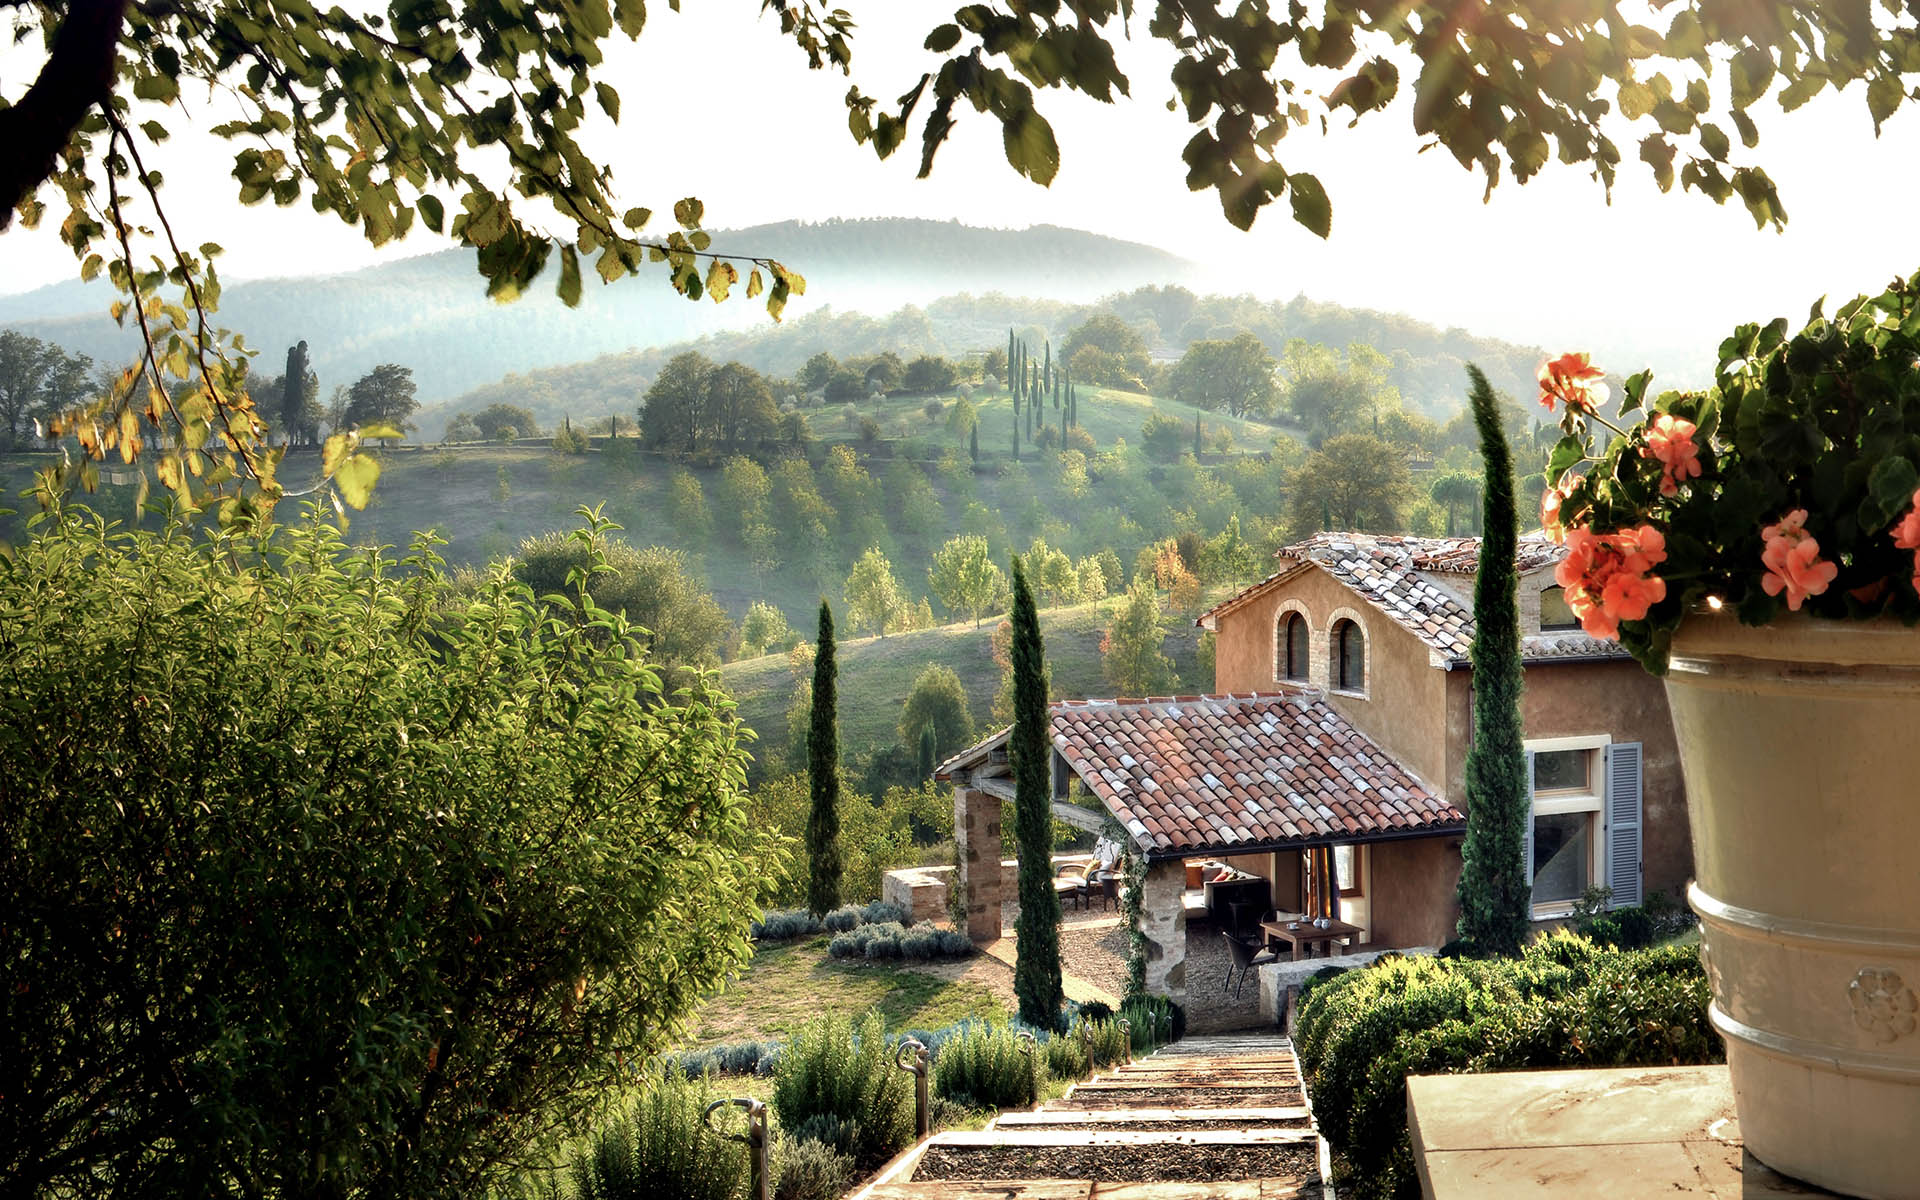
[1540,585,1578,630]
[1532,811,1595,905]
[1334,843,1360,895]
[1284,614,1309,680]
[1333,620,1364,691]
[1533,749,1589,793]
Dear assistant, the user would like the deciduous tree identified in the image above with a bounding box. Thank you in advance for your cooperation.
[0,506,768,1198]
[343,363,419,439]
[928,534,1007,628]
[1288,434,1412,536]
[1102,579,1177,696]
[1167,331,1279,417]
[900,664,976,767]
[844,547,907,638]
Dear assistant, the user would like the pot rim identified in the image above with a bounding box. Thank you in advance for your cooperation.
[1671,610,1920,670]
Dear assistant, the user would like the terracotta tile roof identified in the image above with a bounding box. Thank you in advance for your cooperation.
[1196,533,1629,666]
[1047,692,1461,857]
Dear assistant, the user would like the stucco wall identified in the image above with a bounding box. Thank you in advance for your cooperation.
[1368,836,1463,948]
[1444,658,1691,900]
[1210,568,1449,791]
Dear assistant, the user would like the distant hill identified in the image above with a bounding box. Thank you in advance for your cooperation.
[0,220,1195,404]
[428,286,1552,441]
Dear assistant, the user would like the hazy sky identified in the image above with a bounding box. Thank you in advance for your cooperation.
[5,4,1918,379]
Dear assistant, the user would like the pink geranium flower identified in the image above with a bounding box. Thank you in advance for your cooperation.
[1760,508,1839,611]
[1640,414,1702,496]
[1555,523,1669,640]
[1537,352,1604,413]
[1891,487,1920,597]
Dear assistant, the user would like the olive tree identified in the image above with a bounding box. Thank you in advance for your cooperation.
[0,505,774,1199]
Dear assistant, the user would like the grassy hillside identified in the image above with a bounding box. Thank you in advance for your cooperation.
[719,596,1211,771]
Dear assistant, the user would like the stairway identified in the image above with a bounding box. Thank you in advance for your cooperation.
[856,1033,1325,1199]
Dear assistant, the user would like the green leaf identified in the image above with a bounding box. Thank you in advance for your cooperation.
[332,452,381,510]
[557,245,582,307]
[1731,110,1759,148]
[1286,172,1331,238]
[1618,80,1655,121]
[1730,46,1775,108]
[622,207,650,229]
[1868,74,1903,133]
[595,81,621,122]
[1865,456,1920,528]
[417,195,444,233]
[1547,435,1585,485]
[925,23,962,52]
[673,197,704,228]
[1001,108,1059,186]
[1698,122,1729,162]
[1619,370,1651,415]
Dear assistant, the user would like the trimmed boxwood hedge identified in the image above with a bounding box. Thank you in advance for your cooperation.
[1295,933,1720,1199]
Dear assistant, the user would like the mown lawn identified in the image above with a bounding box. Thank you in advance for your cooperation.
[690,936,1009,1046]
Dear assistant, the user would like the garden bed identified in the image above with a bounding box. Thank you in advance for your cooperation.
[913,1142,1318,1181]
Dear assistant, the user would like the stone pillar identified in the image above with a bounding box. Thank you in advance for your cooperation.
[1140,859,1188,1003]
[955,785,1005,942]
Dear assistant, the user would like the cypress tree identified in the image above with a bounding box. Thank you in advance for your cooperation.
[970,422,979,463]
[1043,341,1052,395]
[1194,412,1203,458]
[1007,328,1016,391]
[1012,415,1020,461]
[1009,558,1063,1026]
[917,722,938,780]
[1061,398,1067,443]
[1453,364,1530,956]
[807,599,843,918]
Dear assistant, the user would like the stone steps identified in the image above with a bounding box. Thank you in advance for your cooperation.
[853,1032,1324,1199]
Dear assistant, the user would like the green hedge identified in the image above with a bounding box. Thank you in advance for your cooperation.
[1295,934,1720,1199]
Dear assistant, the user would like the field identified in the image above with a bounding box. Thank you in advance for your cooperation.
[689,935,1011,1046]
[720,597,1211,764]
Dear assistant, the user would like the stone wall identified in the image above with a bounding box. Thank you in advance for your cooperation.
[956,786,1004,941]
[1140,860,1189,1002]
[881,864,952,924]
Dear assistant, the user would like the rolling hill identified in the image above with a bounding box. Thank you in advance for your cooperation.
[0,220,1195,404]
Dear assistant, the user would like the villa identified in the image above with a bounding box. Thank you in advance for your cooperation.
[938,533,1691,1012]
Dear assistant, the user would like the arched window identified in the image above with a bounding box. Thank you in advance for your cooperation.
[1332,619,1366,693]
[1278,612,1310,682]
[1540,585,1579,631]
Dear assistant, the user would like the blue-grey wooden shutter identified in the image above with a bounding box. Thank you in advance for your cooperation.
[1605,742,1643,908]
[1523,750,1535,904]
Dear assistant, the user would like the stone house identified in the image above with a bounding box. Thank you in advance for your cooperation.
[938,533,1689,1006]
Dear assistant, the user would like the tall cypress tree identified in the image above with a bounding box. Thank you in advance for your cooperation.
[1194,412,1203,458]
[279,340,311,445]
[1453,364,1530,956]
[807,599,843,918]
[969,422,979,463]
[917,722,938,781]
[1009,558,1063,1026]
[1012,414,1020,461]
[1043,341,1051,395]
[1007,328,1016,391]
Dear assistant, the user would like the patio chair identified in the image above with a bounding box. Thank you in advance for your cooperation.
[1093,872,1120,912]
[1053,862,1092,910]
[1222,931,1278,1000]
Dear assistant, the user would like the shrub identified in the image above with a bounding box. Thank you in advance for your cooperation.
[932,1022,1040,1110]
[826,919,968,961]
[1118,995,1184,1054]
[823,906,864,933]
[1044,1033,1088,1082]
[0,508,767,1199]
[555,1068,749,1200]
[863,899,908,925]
[1075,1017,1130,1069]
[772,1013,915,1171]
[773,1136,854,1200]
[1077,1000,1114,1023]
[753,909,826,942]
[1296,937,1717,1199]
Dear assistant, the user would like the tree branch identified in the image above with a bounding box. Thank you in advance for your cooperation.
[0,0,130,226]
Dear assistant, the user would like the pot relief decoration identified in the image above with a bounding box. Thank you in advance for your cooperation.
[1848,968,1919,1044]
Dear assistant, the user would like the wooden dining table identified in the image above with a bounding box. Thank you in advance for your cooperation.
[1259,917,1364,961]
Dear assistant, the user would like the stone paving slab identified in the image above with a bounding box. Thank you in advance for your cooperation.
[1408,1066,1837,1199]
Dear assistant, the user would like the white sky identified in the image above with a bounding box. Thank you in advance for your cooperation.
[4,3,1918,379]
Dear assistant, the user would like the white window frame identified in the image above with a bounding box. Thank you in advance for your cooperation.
[1525,734,1610,918]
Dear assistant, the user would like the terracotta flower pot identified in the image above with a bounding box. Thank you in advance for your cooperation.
[1666,614,1920,1198]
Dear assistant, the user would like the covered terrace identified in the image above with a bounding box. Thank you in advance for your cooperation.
[936,691,1465,1015]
